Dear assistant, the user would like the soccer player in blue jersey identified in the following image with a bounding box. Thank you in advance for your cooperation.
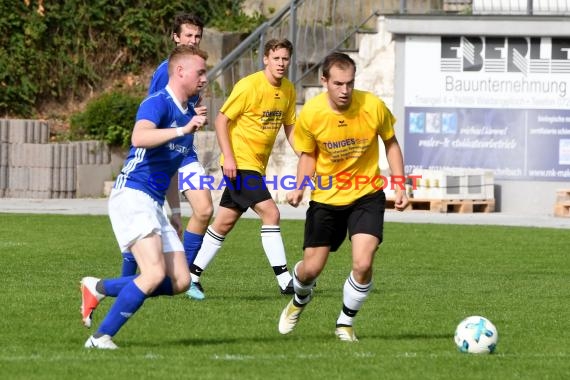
[81,45,208,349]
[120,13,213,302]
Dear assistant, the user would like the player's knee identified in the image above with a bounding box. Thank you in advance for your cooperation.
[139,269,167,289]
[172,273,191,293]
[260,204,281,225]
[193,203,214,223]
[351,264,373,283]
[300,263,323,281]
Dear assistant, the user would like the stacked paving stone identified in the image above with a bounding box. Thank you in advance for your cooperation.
[1,119,111,198]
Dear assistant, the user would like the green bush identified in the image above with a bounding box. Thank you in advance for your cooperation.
[1,0,265,118]
[70,92,142,148]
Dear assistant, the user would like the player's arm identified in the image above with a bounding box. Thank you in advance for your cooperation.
[214,112,237,179]
[131,116,206,149]
[283,124,301,158]
[384,136,409,211]
[286,150,316,208]
[165,174,182,236]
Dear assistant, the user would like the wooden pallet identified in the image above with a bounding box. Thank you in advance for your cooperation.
[554,189,570,217]
[386,198,495,213]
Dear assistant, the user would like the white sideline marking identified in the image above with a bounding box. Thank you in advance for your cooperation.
[1,352,568,362]
[0,241,27,248]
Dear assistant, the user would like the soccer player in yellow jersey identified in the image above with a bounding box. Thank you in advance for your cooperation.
[278,52,408,341]
[188,39,297,298]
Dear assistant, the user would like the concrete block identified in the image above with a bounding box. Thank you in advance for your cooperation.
[76,164,113,197]
[66,166,75,192]
[51,166,60,192]
[28,167,53,192]
[9,143,54,168]
[0,142,9,166]
[7,120,48,143]
[72,141,110,165]
[59,164,68,192]
[0,165,8,189]
[110,147,128,177]
[8,167,29,190]
[0,119,8,143]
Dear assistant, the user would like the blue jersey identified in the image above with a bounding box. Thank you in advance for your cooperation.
[114,87,198,204]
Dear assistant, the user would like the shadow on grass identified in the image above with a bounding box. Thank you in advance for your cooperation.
[125,330,450,348]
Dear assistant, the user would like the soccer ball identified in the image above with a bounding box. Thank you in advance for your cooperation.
[454,316,498,354]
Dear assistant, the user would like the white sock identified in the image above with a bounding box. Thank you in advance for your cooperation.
[293,261,315,306]
[336,271,372,326]
[261,225,292,289]
[191,226,224,283]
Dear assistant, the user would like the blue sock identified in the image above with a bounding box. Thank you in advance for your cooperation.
[183,231,204,267]
[121,252,138,277]
[150,277,174,297]
[103,276,173,298]
[97,280,146,337]
[102,276,137,297]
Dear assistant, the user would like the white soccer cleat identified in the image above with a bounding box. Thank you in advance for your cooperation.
[84,334,118,350]
[278,299,305,334]
[335,326,359,342]
[80,276,105,328]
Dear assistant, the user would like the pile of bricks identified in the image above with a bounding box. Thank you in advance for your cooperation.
[0,119,113,198]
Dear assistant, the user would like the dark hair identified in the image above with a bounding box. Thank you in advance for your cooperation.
[321,52,356,79]
[172,13,204,37]
[264,38,293,57]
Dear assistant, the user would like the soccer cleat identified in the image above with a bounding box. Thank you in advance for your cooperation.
[278,299,305,334]
[84,334,118,350]
[335,325,359,342]
[280,279,294,295]
[186,281,205,300]
[80,277,105,328]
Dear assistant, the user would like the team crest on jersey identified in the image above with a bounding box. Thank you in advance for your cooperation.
[337,119,348,127]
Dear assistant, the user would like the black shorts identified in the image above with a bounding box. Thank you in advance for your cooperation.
[219,169,273,212]
[303,190,386,252]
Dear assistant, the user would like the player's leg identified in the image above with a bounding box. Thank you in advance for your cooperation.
[252,198,295,293]
[335,191,385,342]
[179,161,213,266]
[279,202,337,335]
[335,233,378,342]
[120,251,138,276]
[85,234,164,349]
[278,245,329,334]
[183,187,213,264]
[85,189,177,349]
[188,204,242,299]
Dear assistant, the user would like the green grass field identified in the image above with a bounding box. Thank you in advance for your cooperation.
[0,213,569,379]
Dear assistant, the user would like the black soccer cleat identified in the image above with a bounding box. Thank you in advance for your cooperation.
[280,279,295,295]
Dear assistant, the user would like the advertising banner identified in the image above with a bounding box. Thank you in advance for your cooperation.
[404,35,570,181]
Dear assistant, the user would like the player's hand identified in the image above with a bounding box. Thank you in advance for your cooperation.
[169,213,183,237]
[184,115,207,134]
[193,96,207,116]
[194,105,208,117]
[286,190,304,208]
[393,190,409,212]
[222,156,237,180]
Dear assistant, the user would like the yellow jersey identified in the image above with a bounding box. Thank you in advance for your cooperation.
[219,71,296,174]
[295,90,396,206]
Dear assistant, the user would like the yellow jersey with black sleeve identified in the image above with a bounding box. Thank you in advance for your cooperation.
[219,71,296,174]
[294,89,396,206]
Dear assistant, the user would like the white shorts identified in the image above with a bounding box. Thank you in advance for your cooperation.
[178,161,207,192]
[108,187,184,253]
